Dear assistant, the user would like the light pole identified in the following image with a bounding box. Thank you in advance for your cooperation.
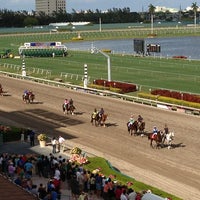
[91,45,111,82]
[99,17,102,32]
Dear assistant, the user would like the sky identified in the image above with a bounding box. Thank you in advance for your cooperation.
[0,0,199,13]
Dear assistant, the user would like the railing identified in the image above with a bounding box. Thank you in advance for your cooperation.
[0,70,199,116]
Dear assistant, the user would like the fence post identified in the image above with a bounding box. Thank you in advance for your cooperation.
[83,64,88,89]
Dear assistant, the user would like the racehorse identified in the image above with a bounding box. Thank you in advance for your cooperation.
[22,93,35,104]
[93,113,108,127]
[127,121,138,136]
[148,131,163,149]
[163,131,175,149]
[137,121,145,133]
[62,103,75,115]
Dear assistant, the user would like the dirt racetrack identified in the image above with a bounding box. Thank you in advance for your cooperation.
[0,75,200,200]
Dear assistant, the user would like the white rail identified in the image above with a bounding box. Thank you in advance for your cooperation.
[0,71,199,116]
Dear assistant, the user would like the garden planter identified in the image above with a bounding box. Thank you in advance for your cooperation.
[39,140,46,147]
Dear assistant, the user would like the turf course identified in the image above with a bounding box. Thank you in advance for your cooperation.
[0,28,200,95]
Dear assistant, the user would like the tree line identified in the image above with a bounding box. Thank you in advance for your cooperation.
[0,5,198,27]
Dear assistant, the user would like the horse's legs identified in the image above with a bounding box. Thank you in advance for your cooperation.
[150,139,153,147]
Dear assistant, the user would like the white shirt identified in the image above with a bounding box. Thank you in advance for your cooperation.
[120,193,128,200]
[58,136,65,144]
[52,139,57,145]
[54,168,61,180]
[128,192,137,200]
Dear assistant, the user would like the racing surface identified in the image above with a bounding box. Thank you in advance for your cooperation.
[0,75,200,200]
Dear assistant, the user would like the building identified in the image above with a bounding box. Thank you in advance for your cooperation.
[35,0,66,15]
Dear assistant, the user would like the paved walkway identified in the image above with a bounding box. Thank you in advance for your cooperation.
[0,140,103,200]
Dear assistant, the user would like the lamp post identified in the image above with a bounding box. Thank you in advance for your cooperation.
[99,17,102,32]
[91,45,111,82]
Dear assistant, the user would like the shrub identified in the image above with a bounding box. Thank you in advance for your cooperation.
[37,133,47,141]
[0,126,24,142]
[151,89,200,104]
[93,79,137,93]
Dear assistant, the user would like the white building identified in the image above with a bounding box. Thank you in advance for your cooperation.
[155,6,178,13]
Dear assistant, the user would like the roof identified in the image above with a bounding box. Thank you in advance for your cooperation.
[0,174,38,200]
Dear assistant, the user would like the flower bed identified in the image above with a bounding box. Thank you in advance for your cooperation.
[69,147,88,164]
[172,56,187,59]
[151,89,200,103]
[93,79,137,93]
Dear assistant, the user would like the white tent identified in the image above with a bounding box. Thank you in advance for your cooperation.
[142,193,166,200]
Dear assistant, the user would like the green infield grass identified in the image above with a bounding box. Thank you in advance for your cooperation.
[0,28,200,95]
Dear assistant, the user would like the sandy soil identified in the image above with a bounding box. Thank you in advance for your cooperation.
[0,75,200,200]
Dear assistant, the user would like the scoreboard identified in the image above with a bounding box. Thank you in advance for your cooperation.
[146,44,161,53]
[133,39,144,53]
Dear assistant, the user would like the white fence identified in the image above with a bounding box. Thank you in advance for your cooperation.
[0,71,199,116]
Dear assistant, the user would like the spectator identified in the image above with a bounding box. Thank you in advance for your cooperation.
[120,189,128,200]
[30,184,38,197]
[58,136,65,152]
[29,130,35,146]
[8,161,16,180]
[38,183,47,199]
[115,185,123,200]
[51,137,57,154]
[128,188,137,200]
[24,160,33,178]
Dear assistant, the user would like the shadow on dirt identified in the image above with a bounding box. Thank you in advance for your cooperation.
[106,122,118,127]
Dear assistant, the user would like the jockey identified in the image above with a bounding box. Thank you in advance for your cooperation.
[98,108,104,118]
[64,99,69,105]
[64,99,69,109]
[152,126,158,138]
[24,89,29,96]
[69,98,73,106]
[91,108,98,119]
[137,115,143,126]
[128,115,134,127]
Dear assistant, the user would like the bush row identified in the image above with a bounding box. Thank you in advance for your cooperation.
[151,89,200,104]
[138,92,200,109]
[93,79,137,93]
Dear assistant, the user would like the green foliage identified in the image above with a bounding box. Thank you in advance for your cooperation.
[23,17,39,27]
[1,126,23,142]
[37,133,47,141]
[70,147,82,155]
[85,157,181,200]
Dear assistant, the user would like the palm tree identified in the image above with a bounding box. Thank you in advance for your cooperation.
[148,4,156,34]
[191,2,198,28]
